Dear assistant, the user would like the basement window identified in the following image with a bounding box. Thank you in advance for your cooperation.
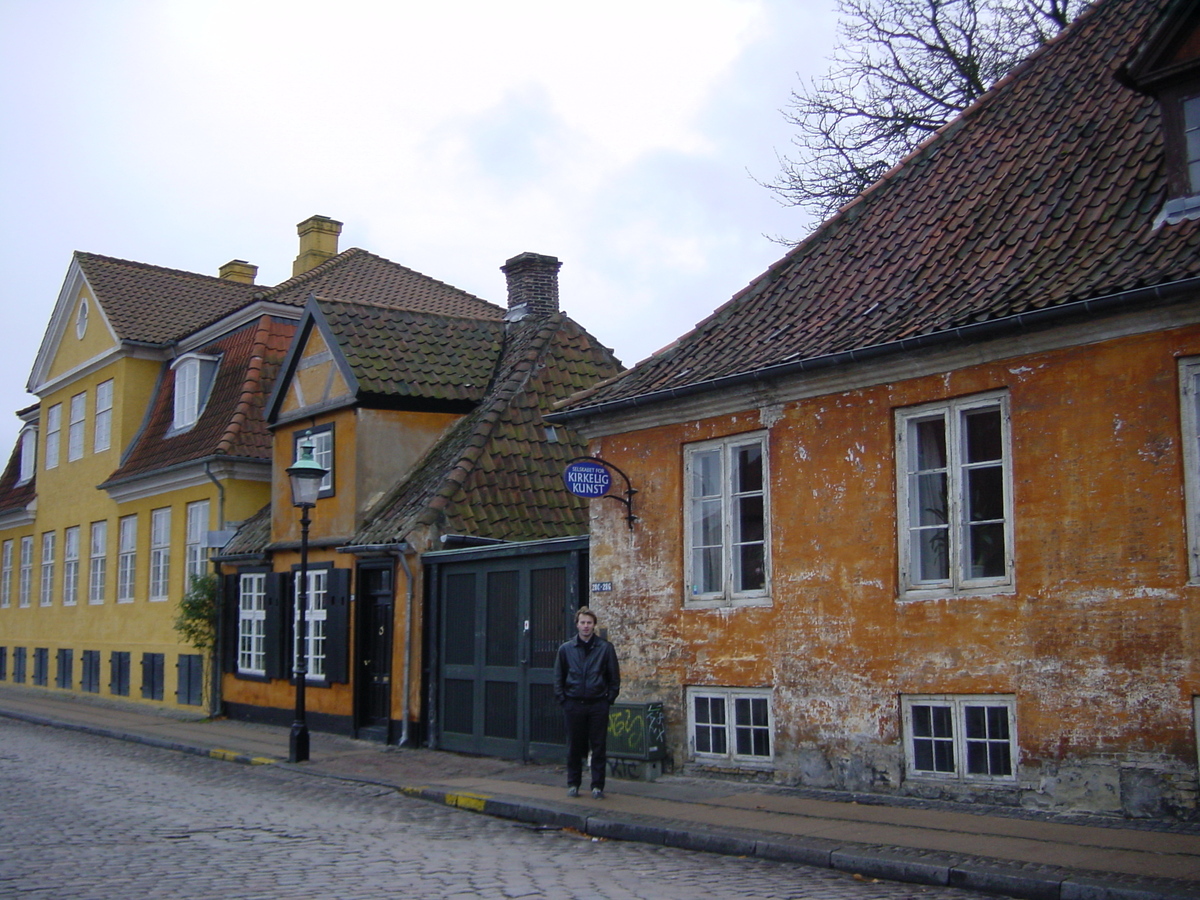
[902,694,1017,782]
[686,686,773,767]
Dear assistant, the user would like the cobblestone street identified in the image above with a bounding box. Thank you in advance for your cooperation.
[0,718,992,900]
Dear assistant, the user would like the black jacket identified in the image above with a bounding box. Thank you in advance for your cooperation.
[553,635,620,705]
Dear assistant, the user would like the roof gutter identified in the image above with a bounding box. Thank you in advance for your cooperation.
[547,276,1200,423]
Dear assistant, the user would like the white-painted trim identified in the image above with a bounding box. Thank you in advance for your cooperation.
[27,261,121,395]
[102,457,270,504]
[569,302,1200,439]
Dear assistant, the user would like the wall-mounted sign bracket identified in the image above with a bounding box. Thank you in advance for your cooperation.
[562,456,638,529]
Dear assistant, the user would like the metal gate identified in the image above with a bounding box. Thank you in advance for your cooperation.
[425,537,587,760]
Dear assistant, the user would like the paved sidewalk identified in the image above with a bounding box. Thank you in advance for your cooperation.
[2,684,1198,900]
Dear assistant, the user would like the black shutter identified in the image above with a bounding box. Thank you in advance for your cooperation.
[323,567,352,684]
[264,572,289,680]
[222,574,240,673]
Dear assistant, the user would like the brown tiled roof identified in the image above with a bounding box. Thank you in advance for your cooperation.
[263,249,505,320]
[314,297,506,405]
[351,314,623,545]
[0,441,35,516]
[219,502,271,557]
[76,253,259,345]
[555,0,1200,417]
[103,316,296,483]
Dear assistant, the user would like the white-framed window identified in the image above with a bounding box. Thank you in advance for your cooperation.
[94,379,113,453]
[901,694,1017,782]
[63,526,80,607]
[1186,95,1200,194]
[686,686,773,766]
[684,432,769,607]
[1,539,12,609]
[149,507,171,601]
[896,392,1013,599]
[117,515,137,603]
[238,572,268,676]
[171,354,218,431]
[294,568,329,679]
[19,536,33,608]
[76,296,89,339]
[17,425,36,484]
[185,500,210,583]
[89,521,107,605]
[44,403,61,470]
[294,425,334,497]
[40,531,55,607]
[68,392,86,462]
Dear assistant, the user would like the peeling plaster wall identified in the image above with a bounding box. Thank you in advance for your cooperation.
[586,325,1200,819]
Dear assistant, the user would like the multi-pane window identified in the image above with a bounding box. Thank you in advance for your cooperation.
[238,573,268,676]
[40,532,55,607]
[1178,359,1200,580]
[94,379,113,453]
[89,521,107,604]
[19,536,33,608]
[17,426,36,484]
[173,358,200,429]
[1186,95,1200,194]
[68,392,86,461]
[902,695,1017,781]
[896,393,1012,598]
[149,507,171,601]
[687,687,773,765]
[294,568,329,679]
[295,426,334,497]
[684,433,769,607]
[44,403,61,469]
[63,526,80,607]
[1,539,11,609]
[118,515,137,603]
[185,500,210,583]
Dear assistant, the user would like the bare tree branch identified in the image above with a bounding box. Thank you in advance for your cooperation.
[766,0,1090,230]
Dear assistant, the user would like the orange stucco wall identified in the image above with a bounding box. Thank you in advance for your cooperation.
[585,323,1200,816]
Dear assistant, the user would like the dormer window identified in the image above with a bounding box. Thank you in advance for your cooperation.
[17,426,36,485]
[1184,94,1200,192]
[171,353,219,432]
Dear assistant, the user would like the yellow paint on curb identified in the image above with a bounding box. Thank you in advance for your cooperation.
[209,748,277,765]
[445,791,490,812]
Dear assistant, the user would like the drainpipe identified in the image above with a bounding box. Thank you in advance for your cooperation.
[203,460,228,719]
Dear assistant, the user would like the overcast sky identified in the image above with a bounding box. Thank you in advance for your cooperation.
[0,0,837,454]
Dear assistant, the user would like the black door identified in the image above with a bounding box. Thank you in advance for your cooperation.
[434,545,583,759]
[356,564,393,741]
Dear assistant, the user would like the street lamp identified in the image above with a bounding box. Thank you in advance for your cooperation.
[287,439,327,763]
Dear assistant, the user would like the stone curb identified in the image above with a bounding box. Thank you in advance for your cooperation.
[399,785,1200,900]
[0,709,279,766]
[5,708,1198,900]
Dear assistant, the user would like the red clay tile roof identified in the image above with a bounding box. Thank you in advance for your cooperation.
[103,316,296,484]
[0,441,35,516]
[263,249,505,320]
[554,0,1200,417]
[350,313,623,545]
[76,253,260,345]
[313,297,506,405]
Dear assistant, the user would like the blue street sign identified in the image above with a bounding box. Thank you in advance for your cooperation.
[563,459,612,497]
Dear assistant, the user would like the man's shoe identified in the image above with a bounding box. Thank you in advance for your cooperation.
[591,788,604,799]
[567,786,579,798]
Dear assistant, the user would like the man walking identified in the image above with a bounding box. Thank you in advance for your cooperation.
[554,607,620,799]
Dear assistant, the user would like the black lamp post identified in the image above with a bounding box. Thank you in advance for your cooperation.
[287,440,327,763]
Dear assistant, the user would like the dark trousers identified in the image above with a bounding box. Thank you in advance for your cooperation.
[563,698,609,789]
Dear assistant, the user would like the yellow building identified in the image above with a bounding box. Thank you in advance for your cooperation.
[0,215,491,712]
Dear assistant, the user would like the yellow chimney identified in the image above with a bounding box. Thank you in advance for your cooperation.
[292,215,343,276]
[219,259,258,284]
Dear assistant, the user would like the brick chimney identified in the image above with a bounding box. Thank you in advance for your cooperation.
[219,259,258,284]
[501,252,561,319]
[292,215,343,277]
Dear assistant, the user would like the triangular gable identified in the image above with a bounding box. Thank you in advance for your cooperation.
[267,296,359,425]
[27,257,120,395]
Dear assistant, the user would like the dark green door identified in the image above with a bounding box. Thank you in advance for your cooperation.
[436,549,580,759]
